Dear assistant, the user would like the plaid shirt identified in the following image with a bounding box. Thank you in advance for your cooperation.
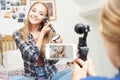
[13,30,59,79]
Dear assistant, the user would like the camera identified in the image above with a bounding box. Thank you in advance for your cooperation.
[74,23,90,61]
[74,23,90,35]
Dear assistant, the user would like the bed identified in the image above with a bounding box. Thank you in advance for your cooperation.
[0,35,24,80]
[0,35,69,80]
[0,35,18,65]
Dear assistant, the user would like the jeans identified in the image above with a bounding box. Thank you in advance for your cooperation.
[9,66,46,80]
[50,67,72,80]
[35,66,47,80]
[9,75,35,80]
[9,67,72,80]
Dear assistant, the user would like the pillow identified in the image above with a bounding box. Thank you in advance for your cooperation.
[3,50,24,71]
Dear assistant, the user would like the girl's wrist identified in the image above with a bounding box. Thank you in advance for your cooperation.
[39,32,44,37]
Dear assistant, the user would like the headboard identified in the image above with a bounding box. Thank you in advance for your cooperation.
[0,35,18,65]
[0,35,18,53]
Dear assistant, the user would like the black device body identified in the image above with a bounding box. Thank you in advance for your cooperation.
[74,23,90,61]
[78,36,89,61]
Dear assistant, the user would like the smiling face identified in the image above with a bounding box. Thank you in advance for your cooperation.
[57,46,64,54]
[28,3,47,25]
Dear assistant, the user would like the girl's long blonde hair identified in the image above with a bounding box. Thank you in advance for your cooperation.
[19,2,52,56]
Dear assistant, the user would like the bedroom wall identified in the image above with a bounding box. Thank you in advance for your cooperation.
[0,0,118,78]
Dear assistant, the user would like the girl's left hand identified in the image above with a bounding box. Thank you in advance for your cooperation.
[51,35,63,44]
[55,37,63,44]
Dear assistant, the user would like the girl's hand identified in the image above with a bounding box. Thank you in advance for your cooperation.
[72,59,88,80]
[87,58,96,76]
[41,22,51,35]
[72,57,96,80]
[51,36,63,44]
[55,37,63,44]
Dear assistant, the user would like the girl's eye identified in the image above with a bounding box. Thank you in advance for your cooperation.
[39,13,45,16]
[40,14,44,16]
[32,9,36,12]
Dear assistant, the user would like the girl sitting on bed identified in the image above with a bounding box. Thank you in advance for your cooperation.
[10,1,72,80]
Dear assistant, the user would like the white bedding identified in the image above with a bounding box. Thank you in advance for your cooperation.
[0,50,68,80]
[0,64,5,72]
[3,50,24,71]
[0,50,24,80]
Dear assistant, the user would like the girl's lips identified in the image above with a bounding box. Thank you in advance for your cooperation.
[31,16,37,21]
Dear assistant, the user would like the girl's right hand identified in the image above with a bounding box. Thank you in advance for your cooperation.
[41,21,51,35]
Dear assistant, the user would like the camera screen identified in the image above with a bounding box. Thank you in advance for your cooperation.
[46,44,77,60]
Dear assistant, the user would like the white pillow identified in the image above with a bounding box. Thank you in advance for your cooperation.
[3,50,24,71]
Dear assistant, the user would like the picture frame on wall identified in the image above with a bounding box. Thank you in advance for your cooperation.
[30,0,57,21]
